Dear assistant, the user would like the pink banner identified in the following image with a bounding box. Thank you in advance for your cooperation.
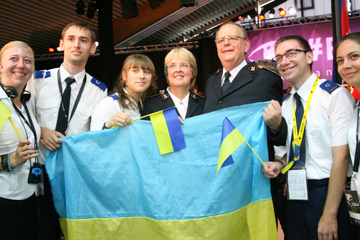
[246,17,360,80]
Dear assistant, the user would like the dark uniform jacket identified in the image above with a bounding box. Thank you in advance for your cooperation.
[142,89,205,118]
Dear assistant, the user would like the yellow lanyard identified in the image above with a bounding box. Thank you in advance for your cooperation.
[281,77,319,174]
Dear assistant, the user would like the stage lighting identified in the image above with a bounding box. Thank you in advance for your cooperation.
[279,8,286,17]
[238,16,243,22]
[269,9,275,19]
[288,7,296,15]
[87,0,98,19]
[48,45,56,53]
[258,9,266,21]
[76,0,85,15]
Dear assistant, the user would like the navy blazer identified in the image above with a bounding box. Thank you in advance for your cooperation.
[204,62,286,161]
[142,89,205,118]
[204,62,283,113]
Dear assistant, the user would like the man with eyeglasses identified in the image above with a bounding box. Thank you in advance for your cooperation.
[203,21,287,237]
[262,35,355,240]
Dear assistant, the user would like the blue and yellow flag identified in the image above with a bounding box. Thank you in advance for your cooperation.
[217,117,245,174]
[0,99,12,131]
[46,102,277,240]
[150,107,186,154]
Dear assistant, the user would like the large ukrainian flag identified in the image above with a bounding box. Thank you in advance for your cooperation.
[46,102,277,240]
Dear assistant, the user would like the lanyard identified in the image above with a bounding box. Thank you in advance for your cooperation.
[281,77,319,174]
[354,102,360,173]
[12,100,37,148]
[57,70,86,123]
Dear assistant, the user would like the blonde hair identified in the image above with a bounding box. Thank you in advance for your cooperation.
[113,54,157,110]
[0,41,34,68]
[164,48,198,90]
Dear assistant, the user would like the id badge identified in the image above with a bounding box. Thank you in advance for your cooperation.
[288,168,308,200]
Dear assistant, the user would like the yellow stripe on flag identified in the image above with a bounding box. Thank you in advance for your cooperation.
[150,111,174,154]
[0,100,12,131]
[217,129,245,174]
[59,199,277,240]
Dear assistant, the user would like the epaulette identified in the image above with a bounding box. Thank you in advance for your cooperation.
[319,80,339,94]
[108,93,119,100]
[190,92,205,101]
[34,70,51,79]
[90,77,107,92]
[281,91,292,105]
[146,93,160,99]
[260,67,281,77]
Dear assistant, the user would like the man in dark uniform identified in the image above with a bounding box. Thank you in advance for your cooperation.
[204,21,287,236]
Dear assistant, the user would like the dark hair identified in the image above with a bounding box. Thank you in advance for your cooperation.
[335,32,360,57]
[61,21,96,43]
[256,59,279,75]
[112,54,158,110]
[275,35,313,70]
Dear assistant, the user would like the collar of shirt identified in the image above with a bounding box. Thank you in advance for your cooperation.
[290,73,317,103]
[221,60,247,85]
[122,87,143,109]
[167,87,189,119]
[59,65,86,85]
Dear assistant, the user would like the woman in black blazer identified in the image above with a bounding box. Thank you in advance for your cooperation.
[142,47,205,119]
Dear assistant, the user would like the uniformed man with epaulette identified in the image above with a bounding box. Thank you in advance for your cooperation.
[204,22,287,237]
[262,35,355,240]
[27,21,107,240]
[142,48,205,119]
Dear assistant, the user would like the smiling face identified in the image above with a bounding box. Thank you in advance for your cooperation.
[336,39,360,90]
[167,58,193,90]
[275,39,313,89]
[216,23,250,71]
[0,45,34,91]
[123,65,152,101]
[60,26,96,69]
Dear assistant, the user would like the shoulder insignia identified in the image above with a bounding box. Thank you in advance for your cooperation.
[319,80,339,94]
[108,93,119,100]
[281,91,292,105]
[161,92,170,101]
[248,66,258,72]
[90,77,107,92]
[146,93,160,99]
[35,70,51,79]
[215,68,221,74]
[191,92,205,100]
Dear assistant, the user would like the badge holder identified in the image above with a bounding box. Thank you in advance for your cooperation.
[344,172,360,226]
[288,143,308,201]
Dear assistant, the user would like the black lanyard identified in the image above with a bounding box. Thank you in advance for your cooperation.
[57,70,86,123]
[354,101,360,173]
[12,100,37,148]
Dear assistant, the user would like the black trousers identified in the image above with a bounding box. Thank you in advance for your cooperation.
[38,165,61,240]
[0,194,38,240]
[286,184,355,240]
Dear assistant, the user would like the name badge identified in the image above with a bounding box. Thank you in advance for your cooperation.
[288,168,308,200]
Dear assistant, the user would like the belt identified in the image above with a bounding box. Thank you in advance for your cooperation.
[307,178,329,186]
[307,177,351,186]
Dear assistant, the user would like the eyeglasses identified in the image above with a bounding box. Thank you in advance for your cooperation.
[215,35,246,45]
[167,63,191,70]
[273,49,310,64]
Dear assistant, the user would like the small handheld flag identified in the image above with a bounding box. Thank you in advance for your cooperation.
[150,107,186,155]
[0,100,12,131]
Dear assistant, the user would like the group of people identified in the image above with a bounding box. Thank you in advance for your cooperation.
[0,18,359,240]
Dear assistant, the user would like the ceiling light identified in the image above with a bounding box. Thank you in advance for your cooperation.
[87,0,98,19]
[268,9,275,19]
[279,8,286,17]
[288,7,296,15]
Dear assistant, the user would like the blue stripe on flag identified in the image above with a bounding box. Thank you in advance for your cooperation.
[163,107,186,151]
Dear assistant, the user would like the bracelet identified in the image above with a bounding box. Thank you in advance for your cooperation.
[102,122,109,130]
[275,159,285,168]
[7,154,13,172]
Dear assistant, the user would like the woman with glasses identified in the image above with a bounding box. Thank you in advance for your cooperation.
[142,48,205,119]
[0,41,40,240]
